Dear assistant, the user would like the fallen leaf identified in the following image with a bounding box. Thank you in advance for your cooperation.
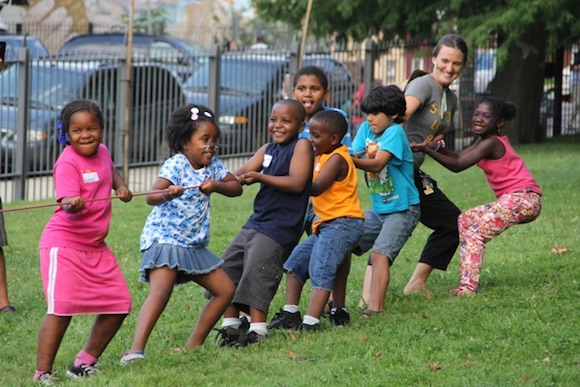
[428,362,442,371]
[290,332,297,341]
[551,245,570,254]
[287,350,296,361]
[548,285,560,293]
[543,357,550,362]
[374,351,382,358]
[520,375,536,381]
[361,335,369,342]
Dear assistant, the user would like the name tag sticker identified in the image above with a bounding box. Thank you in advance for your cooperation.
[82,170,99,184]
[263,154,273,168]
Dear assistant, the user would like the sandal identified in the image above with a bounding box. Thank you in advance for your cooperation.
[362,309,382,318]
[0,305,16,314]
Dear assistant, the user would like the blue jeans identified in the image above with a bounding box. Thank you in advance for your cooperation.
[353,205,421,264]
[284,217,364,291]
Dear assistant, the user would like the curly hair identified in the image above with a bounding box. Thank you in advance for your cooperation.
[361,85,407,123]
[165,104,219,152]
[58,99,104,145]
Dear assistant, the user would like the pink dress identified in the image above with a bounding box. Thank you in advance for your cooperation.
[39,144,131,315]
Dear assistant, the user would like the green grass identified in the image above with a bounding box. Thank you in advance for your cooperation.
[1,135,579,386]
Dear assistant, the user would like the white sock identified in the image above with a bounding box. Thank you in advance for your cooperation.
[221,317,241,328]
[249,322,268,336]
[283,304,299,313]
[241,313,251,323]
[303,315,320,326]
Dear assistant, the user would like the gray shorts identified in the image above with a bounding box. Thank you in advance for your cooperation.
[0,197,7,247]
[353,205,421,264]
[221,228,289,315]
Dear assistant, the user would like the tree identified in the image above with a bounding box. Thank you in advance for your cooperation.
[252,0,580,143]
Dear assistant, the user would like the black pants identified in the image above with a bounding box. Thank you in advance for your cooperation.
[414,168,460,270]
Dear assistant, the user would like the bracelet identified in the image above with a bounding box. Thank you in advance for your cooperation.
[434,142,441,152]
[162,192,172,202]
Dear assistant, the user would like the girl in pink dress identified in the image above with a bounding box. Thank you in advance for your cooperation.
[411,96,542,295]
[34,99,133,384]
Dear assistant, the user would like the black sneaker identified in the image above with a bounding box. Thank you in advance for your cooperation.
[215,325,247,347]
[66,363,98,379]
[267,309,302,330]
[238,331,266,346]
[300,322,319,331]
[329,307,350,326]
[239,315,250,331]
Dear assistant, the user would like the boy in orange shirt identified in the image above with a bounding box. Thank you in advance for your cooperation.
[268,109,364,331]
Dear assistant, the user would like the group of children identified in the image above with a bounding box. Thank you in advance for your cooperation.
[29,35,542,384]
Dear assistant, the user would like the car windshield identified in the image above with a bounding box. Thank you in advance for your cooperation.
[476,52,495,71]
[184,59,282,96]
[0,63,86,110]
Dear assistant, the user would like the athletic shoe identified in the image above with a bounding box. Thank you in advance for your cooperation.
[300,322,319,331]
[239,315,251,331]
[267,309,302,330]
[120,351,145,366]
[238,331,266,346]
[66,363,99,379]
[34,372,59,386]
[215,325,248,347]
[329,307,350,326]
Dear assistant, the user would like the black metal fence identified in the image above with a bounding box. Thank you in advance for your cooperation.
[0,34,577,203]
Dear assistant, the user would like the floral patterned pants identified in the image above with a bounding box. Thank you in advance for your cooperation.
[454,191,542,294]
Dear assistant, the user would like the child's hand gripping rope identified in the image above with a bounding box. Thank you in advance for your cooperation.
[0,185,201,213]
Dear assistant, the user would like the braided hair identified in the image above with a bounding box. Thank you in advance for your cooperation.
[58,99,104,145]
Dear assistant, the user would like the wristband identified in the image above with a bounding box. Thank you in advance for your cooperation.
[434,142,441,152]
[162,192,172,201]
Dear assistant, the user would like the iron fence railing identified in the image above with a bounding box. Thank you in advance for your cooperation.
[0,34,577,203]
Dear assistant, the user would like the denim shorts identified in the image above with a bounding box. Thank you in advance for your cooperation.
[353,205,421,264]
[284,217,364,291]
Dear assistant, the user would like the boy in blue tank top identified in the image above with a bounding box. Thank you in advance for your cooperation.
[216,99,313,346]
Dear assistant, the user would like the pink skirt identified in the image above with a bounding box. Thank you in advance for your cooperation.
[40,247,132,316]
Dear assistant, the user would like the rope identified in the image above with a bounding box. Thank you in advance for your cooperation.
[0,185,200,214]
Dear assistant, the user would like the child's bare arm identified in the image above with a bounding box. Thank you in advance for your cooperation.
[311,154,348,197]
[199,172,243,197]
[240,139,313,193]
[112,168,133,202]
[146,177,184,206]
[353,149,392,173]
[233,144,267,178]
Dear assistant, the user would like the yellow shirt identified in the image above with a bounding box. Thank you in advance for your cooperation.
[312,145,365,234]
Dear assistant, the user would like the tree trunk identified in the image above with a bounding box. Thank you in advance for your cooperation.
[489,25,547,143]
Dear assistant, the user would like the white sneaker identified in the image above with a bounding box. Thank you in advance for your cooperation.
[120,351,145,366]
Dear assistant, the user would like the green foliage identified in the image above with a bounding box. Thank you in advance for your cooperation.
[0,136,579,385]
[253,0,580,54]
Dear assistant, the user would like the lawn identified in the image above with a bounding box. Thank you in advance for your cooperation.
[1,135,579,386]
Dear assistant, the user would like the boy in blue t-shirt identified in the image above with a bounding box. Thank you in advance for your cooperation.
[352,85,421,317]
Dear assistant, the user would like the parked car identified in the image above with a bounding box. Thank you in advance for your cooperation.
[0,34,50,60]
[0,58,185,174]
[183,52,355,154]
[57,33,207,81]
[473,49,496,94]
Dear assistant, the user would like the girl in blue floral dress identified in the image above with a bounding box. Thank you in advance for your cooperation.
[121,104,242,364]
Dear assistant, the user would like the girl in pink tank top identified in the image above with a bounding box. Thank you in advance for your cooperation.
[410,96,541,295]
